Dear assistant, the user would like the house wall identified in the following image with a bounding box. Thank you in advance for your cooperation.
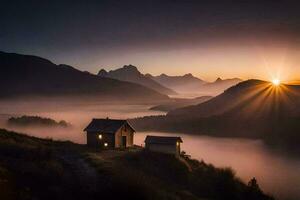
[115,124,134,148]
[86,132,115,149]
[145,143,180,156]
[86,132,98,147]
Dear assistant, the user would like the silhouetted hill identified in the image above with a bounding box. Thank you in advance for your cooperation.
[168,79,300,118]
[131,80,300,151]
[98,65,177,95]
[0,52,169,103]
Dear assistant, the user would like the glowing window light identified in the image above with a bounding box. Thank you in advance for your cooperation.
[98,134,102,139]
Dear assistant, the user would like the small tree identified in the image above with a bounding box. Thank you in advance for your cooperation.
[248,177,261,191]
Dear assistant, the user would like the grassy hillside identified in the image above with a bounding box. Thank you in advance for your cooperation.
[0,129,273,200]
[86,150,273,200]
[0,129,85,200]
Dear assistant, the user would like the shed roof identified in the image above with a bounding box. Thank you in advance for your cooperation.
[145,135,183,144]
[84,118,135,133]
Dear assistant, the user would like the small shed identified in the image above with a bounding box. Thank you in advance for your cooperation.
[145,135,183,156]
[84,118,135,149]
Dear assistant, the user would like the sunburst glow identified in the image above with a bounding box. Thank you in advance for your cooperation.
[272,79,280,86]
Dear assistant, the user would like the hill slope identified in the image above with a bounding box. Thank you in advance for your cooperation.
[150,96,212,112]
[131,80,300,150]
[168,79,300,119]
[98,65,177,95]
[0,52,169,103]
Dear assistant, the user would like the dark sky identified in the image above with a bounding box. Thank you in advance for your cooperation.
[1,0,300,80]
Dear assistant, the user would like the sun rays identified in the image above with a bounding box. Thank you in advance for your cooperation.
[226,80,298,119]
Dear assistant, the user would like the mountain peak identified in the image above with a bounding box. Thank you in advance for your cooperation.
[123,64,138,71]
[215,77,222,82]
[183,73,194,78]
[159,73,168,77]
[96,65,176,95]
[98,69,108,76]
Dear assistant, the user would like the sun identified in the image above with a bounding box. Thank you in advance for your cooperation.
[272,79,280,86]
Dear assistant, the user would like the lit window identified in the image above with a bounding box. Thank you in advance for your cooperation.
[104,142,108,147]
[98,134,102,139]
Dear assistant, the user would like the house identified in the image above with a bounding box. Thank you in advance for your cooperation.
[84,118,135,149]
[145,135,183,156]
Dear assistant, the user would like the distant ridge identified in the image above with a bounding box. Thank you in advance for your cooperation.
[98,65,177,95]
[147,73,242,96]
[146,73,206,93]
[199,77,243,96]
[0,51,169,103]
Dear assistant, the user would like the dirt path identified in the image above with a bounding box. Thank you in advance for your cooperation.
[56,148,142,199]
[58,150,99,195]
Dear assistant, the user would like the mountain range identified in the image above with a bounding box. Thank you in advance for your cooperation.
[98,65,242,97]
[146,73,206,92]
[0,52,169,103]
[147,73,242,96]
[98,65,177,95]
[0,51,242,104]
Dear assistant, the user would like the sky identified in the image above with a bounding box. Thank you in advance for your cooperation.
[1,0,300,81]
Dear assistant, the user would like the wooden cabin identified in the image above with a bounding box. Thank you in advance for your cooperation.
[84,118,135,149]
[145,135,183,157]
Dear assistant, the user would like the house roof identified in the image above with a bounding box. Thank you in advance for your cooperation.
[84,118,135,133]
[145,135,183,144]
